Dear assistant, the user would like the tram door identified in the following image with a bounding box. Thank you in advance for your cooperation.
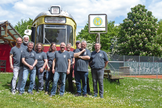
[43,25,67,44]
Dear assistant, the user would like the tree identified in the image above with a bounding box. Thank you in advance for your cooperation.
[77,21,120,53]
[117,4,162,56]
[157,19,162,35]
[14,18,33,37]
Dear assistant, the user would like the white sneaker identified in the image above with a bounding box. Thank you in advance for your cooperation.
[72,80,76,83]
[12,91,16,95]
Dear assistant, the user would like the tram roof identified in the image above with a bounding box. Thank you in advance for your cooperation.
[0,20,22,47]
[34,10,75,22]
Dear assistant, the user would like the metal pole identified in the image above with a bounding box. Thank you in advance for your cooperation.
[96,33,100,44]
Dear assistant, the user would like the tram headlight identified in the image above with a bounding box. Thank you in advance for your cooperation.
[50,6,60,14]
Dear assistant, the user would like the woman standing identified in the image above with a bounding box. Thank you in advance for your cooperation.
[35,43,47,92]
[45,43,57,94]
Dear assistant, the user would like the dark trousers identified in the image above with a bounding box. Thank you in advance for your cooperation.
[66,65,74,92]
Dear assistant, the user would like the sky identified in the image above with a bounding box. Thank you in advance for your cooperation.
[1,0,162,35]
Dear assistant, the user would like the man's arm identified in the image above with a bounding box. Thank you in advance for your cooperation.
[78,56,90,60]
[104,61,108,68]
[74,49,85,58]
[67,59,71,74]
[9,54,13,70]
[22,58,34,70]
[52,59,56,74]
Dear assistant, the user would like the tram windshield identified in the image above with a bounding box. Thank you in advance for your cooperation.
[45,29,66,44]
[36,25,73,45]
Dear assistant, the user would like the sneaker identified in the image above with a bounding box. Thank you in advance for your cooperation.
[12,91,16,95]
[83,94,87,97]
[94,95,97,97]
[75,93,81,97]
[100,96,104,98]
[19,93,23,95]
[28,92,33,95]
[50,95,54,97]
[88,92,92,95]
[60,94,63,97]
[45,92,48,95]
[72,79,76,83]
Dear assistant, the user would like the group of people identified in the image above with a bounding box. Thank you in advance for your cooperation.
[10,36,108,98]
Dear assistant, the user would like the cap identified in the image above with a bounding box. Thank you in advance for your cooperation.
[76,41,80,43]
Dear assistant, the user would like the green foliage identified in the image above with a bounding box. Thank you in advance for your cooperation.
[77,21,120,53]
[118,4,162,56]
[14,18,33,37]
[157,19,162,35]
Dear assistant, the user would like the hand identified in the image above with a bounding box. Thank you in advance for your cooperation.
[29,65,33,70]
[67,69,70,75]
[40,68,44,73]
[47,66,50,71]
[52,69,55,74]
[82,49,86,52]
[10,65,13,70]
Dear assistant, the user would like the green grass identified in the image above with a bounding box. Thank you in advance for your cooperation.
[0,72,162,108]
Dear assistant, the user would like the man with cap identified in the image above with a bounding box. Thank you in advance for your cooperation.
[74,41,91,97]
[90,43,108,98]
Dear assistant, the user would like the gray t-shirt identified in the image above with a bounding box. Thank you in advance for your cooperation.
[22,49,37,70]
[10,46,24,67]
[47,51,56,67]
[68,51,74,65]
[74,48,91,72]
[36,52,47,69]
[55,50,70,72]
[21,43,28,50]
[90,50,108,69]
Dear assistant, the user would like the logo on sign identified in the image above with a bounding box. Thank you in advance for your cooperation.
[93,17,102,26]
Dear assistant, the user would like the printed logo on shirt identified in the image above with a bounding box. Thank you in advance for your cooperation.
[64,55,66,58]
[100,54,102,57]
[21,50,23,53]
[31,53,34,56]
[84,51,86,55]
[39,55,41,58]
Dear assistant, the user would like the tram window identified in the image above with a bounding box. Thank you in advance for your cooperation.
[36,25,43,43]
[45,29,66,44]
[67,25,73,46]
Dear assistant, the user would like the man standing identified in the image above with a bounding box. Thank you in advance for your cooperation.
[74,41,91,97]
[90,43,108,98]
[19,42,37,95]
[66,43,74,93]
[10,37,24,94]
[50,42,71,97]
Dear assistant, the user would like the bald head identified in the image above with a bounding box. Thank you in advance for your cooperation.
[16,37,22,47]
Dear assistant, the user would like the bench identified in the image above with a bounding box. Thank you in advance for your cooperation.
[119,66,130,75]
[0,60,6,72]
[104,69,124,84]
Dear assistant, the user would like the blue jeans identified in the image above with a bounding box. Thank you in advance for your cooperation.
[19,69,36,93]
[45,69,53,92]
[75,71,88,95]
[50,72,66,96]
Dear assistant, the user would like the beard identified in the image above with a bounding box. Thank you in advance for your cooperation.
[23,40,29,45]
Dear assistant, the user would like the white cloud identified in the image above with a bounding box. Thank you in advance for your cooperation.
[0,0,147,32]
[148,1,162,20]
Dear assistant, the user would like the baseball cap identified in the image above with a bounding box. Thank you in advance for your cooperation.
[76,41,80,43]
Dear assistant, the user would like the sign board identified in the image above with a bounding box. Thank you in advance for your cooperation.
[45,17,66,23]
[88,14,107,34]
[24,29,32,35]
